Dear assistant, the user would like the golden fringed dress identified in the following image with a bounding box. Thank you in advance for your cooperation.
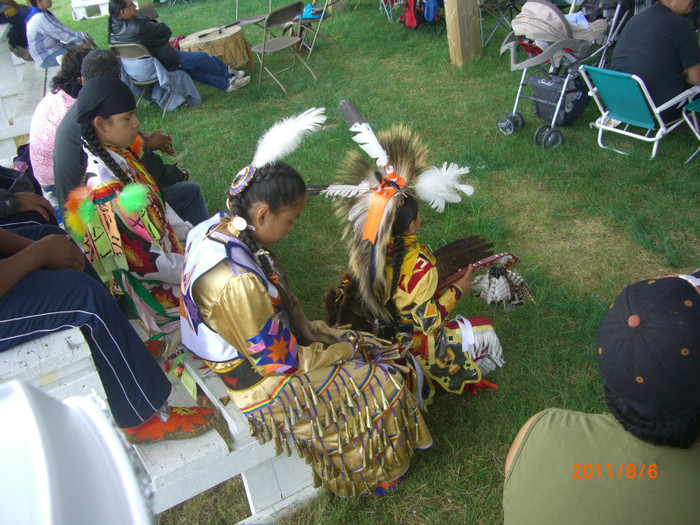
[180,214,432,496]
[386,235,504,398]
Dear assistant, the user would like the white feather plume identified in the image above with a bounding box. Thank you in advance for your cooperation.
[415,162,473,213]
[252,107,326,168]
[321,181,372,199]
[349,122,389,168]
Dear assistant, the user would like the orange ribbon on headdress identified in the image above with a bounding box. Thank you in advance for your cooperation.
[362,167,405,244]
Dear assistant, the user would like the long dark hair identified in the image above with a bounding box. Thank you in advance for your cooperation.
[81,125,133,187]
[50,47,91,98]
[108,0,128,39]
[226,161,311,340]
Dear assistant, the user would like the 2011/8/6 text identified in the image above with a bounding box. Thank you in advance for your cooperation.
[573,464,658,479]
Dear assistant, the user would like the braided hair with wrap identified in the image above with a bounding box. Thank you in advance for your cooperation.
[226,108,331,345]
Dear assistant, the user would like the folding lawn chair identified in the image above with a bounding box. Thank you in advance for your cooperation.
[480,0,522,47]
[682,98,700,163]
[354,0,403,23]
[579,65,700,159]
[251,1,317,95]
[297,0,341,59]
[110,43,201,120]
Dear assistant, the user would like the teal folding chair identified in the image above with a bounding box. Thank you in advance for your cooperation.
[579,64,700,159]
[682,98,700,164]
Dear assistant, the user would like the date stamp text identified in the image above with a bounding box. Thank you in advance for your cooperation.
[573,464,657,479]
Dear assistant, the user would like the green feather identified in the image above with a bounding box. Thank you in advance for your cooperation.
[119,184,149,215]
[78,197,95,224]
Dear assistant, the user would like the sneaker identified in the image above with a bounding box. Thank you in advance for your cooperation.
[228,66,246,77]
[226,75,251,92]
[9,46,33,62]
[122,405,218,444]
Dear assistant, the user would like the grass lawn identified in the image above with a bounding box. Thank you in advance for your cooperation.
[51,0,700,522]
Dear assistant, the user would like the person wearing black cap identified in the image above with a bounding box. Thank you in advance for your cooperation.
[502,272,700,525]
[64,76,187,332]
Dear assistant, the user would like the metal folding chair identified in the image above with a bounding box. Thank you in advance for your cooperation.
[251,1,317,95]
[298,0,341,59]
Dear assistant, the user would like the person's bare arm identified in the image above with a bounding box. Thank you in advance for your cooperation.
[141,130,175,156]
[685,62,700,86]
[0,230,85,297]
[504,412,541,477]
[14,192,56,223]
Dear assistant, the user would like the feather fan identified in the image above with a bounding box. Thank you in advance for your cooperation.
[252,107,326,168]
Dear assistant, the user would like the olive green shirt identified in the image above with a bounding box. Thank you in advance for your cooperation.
[504,408,700,525]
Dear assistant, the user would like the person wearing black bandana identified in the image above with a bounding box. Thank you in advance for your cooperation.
[65,77,187,333]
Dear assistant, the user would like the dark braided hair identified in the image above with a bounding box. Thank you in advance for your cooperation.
[50,47,91,99]
[226,161,307,318]
[108,0,127,39]
[81,124,133,187]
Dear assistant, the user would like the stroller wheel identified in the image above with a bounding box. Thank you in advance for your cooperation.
[512,112,524,132]
[542,128,564,150]
[497,115,516,136]
[534,125,550,146]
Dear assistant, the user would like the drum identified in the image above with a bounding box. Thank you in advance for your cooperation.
[179,24,254,70]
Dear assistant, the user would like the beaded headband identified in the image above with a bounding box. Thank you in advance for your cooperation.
[229,165,256,196]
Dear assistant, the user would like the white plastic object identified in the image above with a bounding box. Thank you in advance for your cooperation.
[0,381,154,525]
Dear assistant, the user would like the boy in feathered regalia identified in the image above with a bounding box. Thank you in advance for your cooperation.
[323,102,532,404]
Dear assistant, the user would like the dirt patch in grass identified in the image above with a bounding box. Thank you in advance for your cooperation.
[482,174,676,297]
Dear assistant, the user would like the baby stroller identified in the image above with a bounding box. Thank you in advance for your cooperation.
[497,0,629,149]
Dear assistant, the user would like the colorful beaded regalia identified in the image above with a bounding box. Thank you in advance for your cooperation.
[322,101,508,402]
[180,108,432,496]
[65,144,183,332]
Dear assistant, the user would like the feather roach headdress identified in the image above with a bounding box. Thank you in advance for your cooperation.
[323,101,474,321]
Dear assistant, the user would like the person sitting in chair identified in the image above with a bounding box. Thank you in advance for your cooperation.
[107,0,250,93]
[611,0,700,121]
[25,0,93,67]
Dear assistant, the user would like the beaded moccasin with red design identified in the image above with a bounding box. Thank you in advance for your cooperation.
[123,406,218,444]
[144,340,167,360]
[374,477,403,496]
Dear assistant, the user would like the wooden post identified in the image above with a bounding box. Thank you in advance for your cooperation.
[444,0,482,66]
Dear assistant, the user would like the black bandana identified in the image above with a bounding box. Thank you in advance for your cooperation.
[77,76,136,135]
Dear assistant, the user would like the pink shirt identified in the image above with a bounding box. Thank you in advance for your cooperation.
[29,89,76,186]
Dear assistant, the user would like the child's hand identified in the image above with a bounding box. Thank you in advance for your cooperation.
[454,264,474,293]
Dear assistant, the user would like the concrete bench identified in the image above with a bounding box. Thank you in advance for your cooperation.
[0,327,317,523]
[0,25,59,166]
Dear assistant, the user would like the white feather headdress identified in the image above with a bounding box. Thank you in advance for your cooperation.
[252,107,326,168]
[230,107,326,196]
